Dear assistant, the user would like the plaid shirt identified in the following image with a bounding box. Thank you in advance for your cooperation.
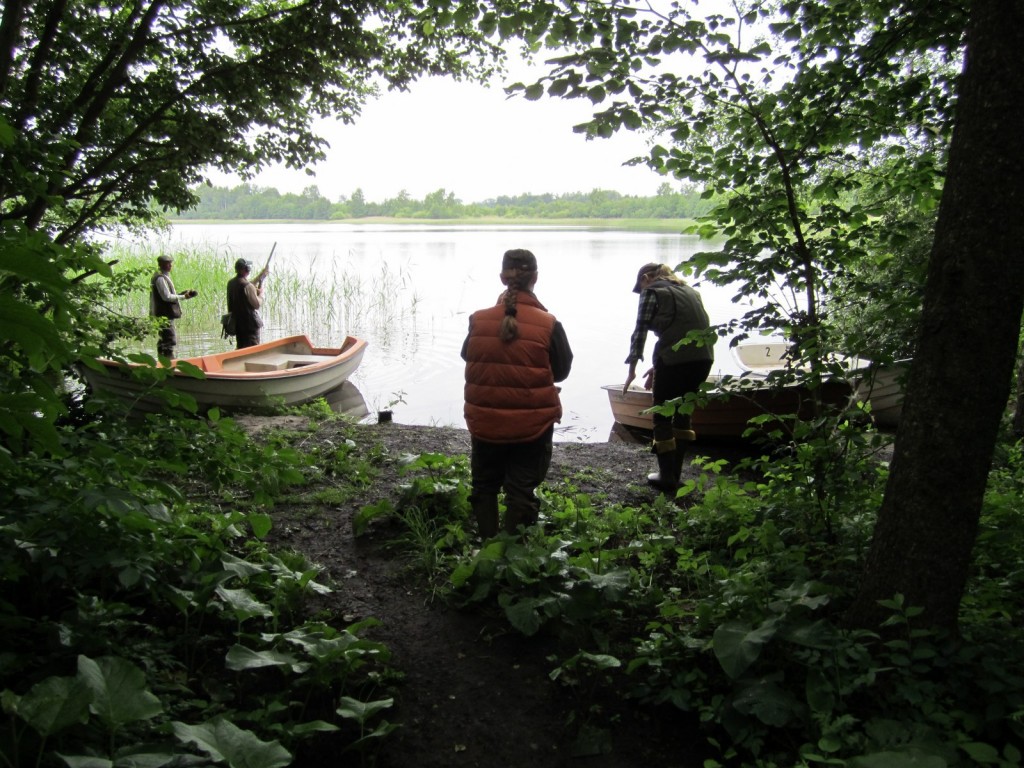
[625,289,660,364]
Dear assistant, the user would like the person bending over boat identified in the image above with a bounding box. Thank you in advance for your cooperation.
[150,254,197,359]
[226,258,265,349]
[462,249,573,539]
[623,262,714,493]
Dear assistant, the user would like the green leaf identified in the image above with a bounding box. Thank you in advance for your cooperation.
[336,696,394,724]
[248,513,273,539]
[731,678,796,727]
[215,587,273,620]
[225,645,307,673]
[290,720,340,736]
[57,756,113,768]
[960,742,1001,763]
[503,596,546,636]
[173,718,292,768]
[711,621,776,679]
[578,652,621,670]
[848,751,947,767]
[13,675,91,736]
[77,656,162,728]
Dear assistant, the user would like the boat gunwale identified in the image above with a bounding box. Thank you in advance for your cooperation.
[95,335,366,381]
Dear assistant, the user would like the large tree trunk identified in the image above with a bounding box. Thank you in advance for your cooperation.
[845,0,1024,632]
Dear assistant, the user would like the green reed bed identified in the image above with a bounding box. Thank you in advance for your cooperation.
[102,244,416,357]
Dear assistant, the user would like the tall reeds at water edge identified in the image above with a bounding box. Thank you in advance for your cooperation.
[102,244,417,358]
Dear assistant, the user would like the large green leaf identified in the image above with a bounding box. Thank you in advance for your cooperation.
[172,718,291,768]
[13,675,92,736]
[336,696,394,724]
[711,620,778,679]
[847,751,947,768]
[77,656,162,728]
[731,677,798,727]
[215,587,273,621]
[225,645,308,673]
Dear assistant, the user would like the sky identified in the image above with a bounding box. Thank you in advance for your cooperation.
[207,66,667,205]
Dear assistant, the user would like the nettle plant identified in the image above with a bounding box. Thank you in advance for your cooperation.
[0,408,397,767]
[417,442,1024,767]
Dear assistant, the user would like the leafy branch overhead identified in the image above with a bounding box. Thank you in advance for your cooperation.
[0,0,505,240]
[508,0,958,353]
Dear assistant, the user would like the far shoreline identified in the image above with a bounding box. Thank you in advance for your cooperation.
[167,216,701,235]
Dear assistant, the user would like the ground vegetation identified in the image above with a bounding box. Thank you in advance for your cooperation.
[4,0,1024,765]
[6,400,1023,767]
[499,0,1024,630]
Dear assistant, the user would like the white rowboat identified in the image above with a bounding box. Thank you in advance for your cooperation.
[80,334,367,412]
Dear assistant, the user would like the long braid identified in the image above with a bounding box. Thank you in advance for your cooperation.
[498,249,537,342]
[501,284,519,342]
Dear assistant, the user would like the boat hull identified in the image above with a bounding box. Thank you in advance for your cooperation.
[602,376,855,439]
[852,359,910,429]
[735,342,909,430]
[81,335,367,412]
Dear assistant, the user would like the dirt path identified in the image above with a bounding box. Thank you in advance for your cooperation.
[251,420,725,767]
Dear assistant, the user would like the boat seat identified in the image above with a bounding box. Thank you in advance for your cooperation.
[243,353,333,372]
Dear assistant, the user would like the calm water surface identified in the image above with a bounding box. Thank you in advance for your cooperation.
[145,222,752,442]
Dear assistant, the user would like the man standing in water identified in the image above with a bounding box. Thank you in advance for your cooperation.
[150,254,197,359]
[462,249,573,539]
[226,258,265,349]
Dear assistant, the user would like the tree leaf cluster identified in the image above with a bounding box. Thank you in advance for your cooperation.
[0,0,504,240]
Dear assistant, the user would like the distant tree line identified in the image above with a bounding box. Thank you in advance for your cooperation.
[173,182,715,220]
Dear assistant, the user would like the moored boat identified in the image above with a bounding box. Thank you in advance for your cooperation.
[732,340,797,374]
[733,340,908,430]
[851,359,910,429]
[602,374,856,439]
[80,334,367,412]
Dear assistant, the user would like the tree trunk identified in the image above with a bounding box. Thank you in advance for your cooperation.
[1014,338,1024,439]
[845,0,1024,632]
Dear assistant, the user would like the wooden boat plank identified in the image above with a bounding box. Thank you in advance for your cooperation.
[241,353,338,372]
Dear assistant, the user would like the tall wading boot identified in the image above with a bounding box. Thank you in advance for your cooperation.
[503,499,538,535]
[673,428,697,489]
[471,494,500,540]
[647,437,679,492]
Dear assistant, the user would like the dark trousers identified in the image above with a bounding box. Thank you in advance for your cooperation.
[470,426,554,538]
[236,331,261,349]
[651,359,713,441]
[157,321,177,359]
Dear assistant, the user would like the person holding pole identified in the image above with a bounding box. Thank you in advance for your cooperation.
[226,256,267,349]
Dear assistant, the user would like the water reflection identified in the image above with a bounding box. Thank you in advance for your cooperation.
[321,380,370,422]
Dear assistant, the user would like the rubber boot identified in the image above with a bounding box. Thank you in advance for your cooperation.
[471,494,500,540]
[647,437,679,492]
[503,499,538,535]
[673,428,697,487]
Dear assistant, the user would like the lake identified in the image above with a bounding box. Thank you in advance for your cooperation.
[141,222,754,442]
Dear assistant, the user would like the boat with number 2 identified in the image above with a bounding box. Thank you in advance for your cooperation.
[602,374,856,439]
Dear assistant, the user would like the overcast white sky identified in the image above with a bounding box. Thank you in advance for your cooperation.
[208,66,666,205]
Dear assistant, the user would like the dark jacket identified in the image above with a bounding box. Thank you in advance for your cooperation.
[463,292,571,443]
[151,273,181,319]
[226,276,261,338]
[649,281,713,366]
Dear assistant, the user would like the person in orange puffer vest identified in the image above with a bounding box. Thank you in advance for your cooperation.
[461,249,573,539]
